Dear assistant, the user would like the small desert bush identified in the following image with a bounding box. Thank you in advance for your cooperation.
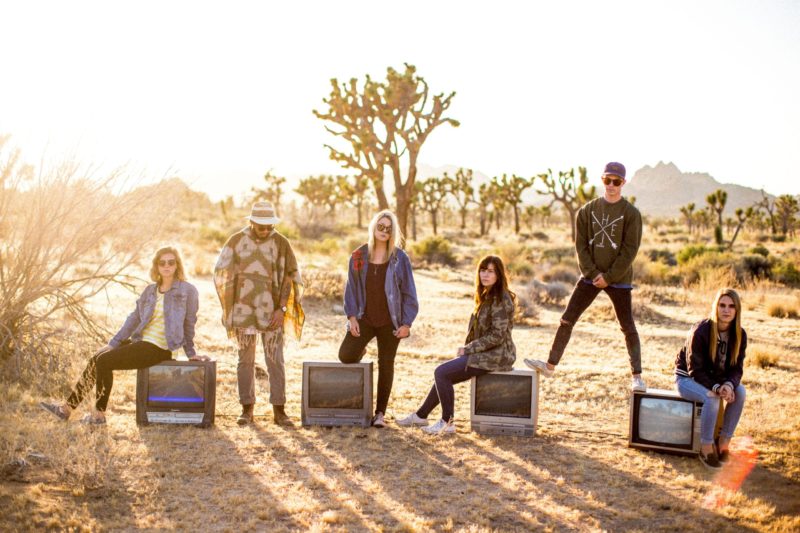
[747,346,780,369]
[541,246,574,264]
[302,269,345,301]
[198,225,229,247]
[518,279,571,307]
[739,254,771,280]
[492,241,534,278]
[766,299,799,319]
[540,264,578,284]
[676,244,712,265]
[409,235,457,266]
[772,260,800,287]
[646,248,677,266]
[750,244,770,257]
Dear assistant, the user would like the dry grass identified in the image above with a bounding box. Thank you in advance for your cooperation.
[2,226,800,532]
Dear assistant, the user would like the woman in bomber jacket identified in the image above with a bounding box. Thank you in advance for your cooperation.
[675,287,747,469]
[41,246,207,424]
[397,255,516,435]
[339,210,419,428]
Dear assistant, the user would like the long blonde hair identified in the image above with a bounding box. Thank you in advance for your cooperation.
[709,288,743,365]
[367,210,402,259]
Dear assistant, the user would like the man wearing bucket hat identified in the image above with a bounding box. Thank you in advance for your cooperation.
[525,162,646,392]
[214,201,304,425]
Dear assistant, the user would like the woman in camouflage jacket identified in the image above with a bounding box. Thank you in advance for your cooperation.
[397,255,516,434]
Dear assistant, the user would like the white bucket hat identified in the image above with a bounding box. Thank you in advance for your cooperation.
[247,201,280,225]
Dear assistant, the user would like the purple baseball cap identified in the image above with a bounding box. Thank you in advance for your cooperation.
[603,162,626,180]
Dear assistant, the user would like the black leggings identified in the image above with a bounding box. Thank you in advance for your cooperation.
[338,321,401,415]
[67,341,171,412]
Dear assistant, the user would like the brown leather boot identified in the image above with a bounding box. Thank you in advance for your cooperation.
[272,404,293,426]
[237,404,254,425]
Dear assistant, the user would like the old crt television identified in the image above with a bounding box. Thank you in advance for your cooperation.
[470,369,539,436]
[136,360,216,427]
[302,361,373,428]
[628,389,701,455]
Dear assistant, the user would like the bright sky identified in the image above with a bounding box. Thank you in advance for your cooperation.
[2,1,799,200]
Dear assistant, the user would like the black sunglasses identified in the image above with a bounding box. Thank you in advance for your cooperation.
[158,259,176,267]
[602,177,623,186]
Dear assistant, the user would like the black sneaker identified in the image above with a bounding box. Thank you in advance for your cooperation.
[699,450,722,470]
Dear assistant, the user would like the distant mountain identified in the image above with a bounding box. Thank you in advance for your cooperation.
[624,162,771,218]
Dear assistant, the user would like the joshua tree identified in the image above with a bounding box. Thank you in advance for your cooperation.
[477,182,495,236]
[755,189,777,235]
[706,189,727,243]
[535,167,596,242]
[728,207,754,249]
[314,63,459,236]
[444,168,475,230]
[418,176,449,235]
[775,194,799,236]
[496,174,532,234]
[679,202,696,234]
[336,174,371,228]
[295,175,338,220]
[252,170,286,216]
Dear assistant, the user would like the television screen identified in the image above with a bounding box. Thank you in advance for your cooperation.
[147,364,205,408]
[474,373,532,418]
[637,397,693,446]
[308,366,364,409]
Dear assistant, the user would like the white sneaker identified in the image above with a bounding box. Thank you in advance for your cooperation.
[396,412,429,427]
[421,419,455,435]
[371,412,386,428]
[631,375,647,392]
[524,359,554,377]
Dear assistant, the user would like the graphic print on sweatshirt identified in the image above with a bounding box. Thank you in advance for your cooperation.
[589,211,624,250]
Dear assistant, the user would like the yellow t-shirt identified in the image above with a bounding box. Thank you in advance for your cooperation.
[141,290,171,351]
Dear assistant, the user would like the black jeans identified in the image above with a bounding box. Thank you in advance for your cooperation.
[67,341,172,412]
[338,320,401,415]
[548,281,642,374]
[416,355,487,422]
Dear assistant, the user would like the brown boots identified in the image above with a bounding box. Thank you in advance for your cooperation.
[272,404,293,426]
[237,404,254,425]
[237,404,293,426]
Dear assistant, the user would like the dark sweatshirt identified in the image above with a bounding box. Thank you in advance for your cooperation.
[575,197,642,286]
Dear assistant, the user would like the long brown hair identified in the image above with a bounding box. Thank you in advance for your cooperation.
[709,287,743,365]
[473,255,515,309]
[149,246,187,283]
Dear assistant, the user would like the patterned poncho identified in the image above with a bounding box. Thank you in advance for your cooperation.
[214,227,304,341]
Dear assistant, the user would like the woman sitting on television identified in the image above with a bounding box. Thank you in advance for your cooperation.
[40,246,207,425]
[398,255,516,434]
[339,210,419,428]
[674,287,747,469]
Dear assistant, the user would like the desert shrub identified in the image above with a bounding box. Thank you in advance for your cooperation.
[739,254,771,280]
[635,258,681,285]
[677,244,710,265]
[646,249,677,266]
[493,242,534,278]
[302,269,345,300]
[277,222,300,241]
[0,138,168,382]
[747,347,779,369]
[295,219,335,239]
[771,234,787,243]
[766,301,799,319]
[541,264,578,284]
[519,279,571,307]
[530,231,549,241]
[771,260,800,287]
[410,235,456,266]
[749,244,770,257]
[310,237,343,256]
[198,225,229,246]
[541,247,574,263]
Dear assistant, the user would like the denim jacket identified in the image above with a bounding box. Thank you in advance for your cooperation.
[343,244,418,330]
[110,280,199,357]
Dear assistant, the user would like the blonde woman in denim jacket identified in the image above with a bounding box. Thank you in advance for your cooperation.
[339,210,419,428]
[41,246,205,424]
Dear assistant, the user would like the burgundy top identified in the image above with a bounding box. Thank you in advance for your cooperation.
[364,262,392,328]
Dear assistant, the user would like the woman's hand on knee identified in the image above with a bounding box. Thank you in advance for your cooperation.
[94,344,113,357]
[348,317,360,337]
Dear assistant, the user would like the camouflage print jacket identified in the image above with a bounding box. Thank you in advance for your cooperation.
[463,292,516,372]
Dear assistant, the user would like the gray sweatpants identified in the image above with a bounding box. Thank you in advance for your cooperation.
[237,329,285,406]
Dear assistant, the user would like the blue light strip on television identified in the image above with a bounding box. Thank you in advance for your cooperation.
[148,396,203,402]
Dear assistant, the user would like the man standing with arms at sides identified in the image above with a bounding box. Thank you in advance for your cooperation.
[526,162,646,391]
[214,201,304,425]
